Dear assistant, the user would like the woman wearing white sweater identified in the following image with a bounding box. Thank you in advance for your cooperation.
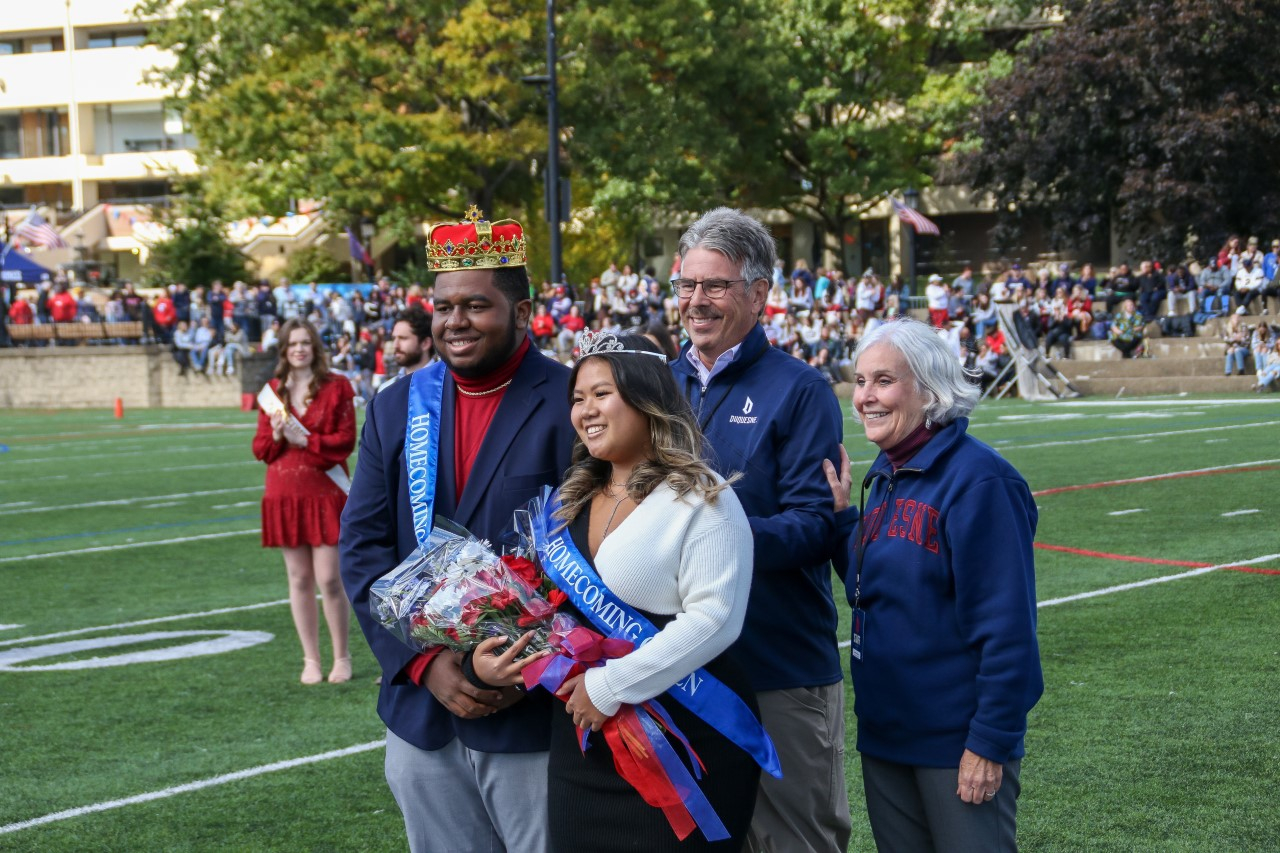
[476,332,759,852]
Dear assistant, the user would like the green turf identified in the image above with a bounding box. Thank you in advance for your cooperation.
[1,397,1278,851]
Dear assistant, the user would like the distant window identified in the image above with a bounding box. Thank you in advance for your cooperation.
[28,40,55,53]
[86,31,148,49]
[0,42,18,56]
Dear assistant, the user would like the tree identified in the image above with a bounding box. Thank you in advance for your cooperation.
[558,0,787,219]
[137,0,548,244]
[755,0,939,262]
[142,182,248,288]
[284,245,352,284]
[952,0,1280,261]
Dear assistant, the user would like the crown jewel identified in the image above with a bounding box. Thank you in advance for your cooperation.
[575,330,668,363]
[426,205,526,271]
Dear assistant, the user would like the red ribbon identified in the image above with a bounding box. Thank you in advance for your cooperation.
[523,625,722,842]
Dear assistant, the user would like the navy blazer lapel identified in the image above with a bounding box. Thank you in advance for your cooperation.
[454,353,549,524]
[435,372,461,519]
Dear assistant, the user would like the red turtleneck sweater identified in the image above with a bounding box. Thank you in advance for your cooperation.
[885,419,936,470]
[406,336,531,688]
[452,336,529,496]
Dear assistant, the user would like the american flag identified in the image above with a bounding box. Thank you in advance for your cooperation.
[891,197,941,237]
[14,209,68,249]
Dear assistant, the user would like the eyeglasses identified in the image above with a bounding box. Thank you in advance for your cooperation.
[672,278,747,298]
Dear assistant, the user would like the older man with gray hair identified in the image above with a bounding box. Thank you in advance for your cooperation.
[669,207,851,853]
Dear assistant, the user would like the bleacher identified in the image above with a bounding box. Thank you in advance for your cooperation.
[7,321,145,345]
[1052,316,1259,396]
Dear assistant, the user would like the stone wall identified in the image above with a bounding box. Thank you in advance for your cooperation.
[0,346,276,409]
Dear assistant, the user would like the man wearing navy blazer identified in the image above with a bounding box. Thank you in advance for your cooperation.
[341,207,575,853]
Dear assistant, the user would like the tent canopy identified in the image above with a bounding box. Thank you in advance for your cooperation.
[0,249,53,283]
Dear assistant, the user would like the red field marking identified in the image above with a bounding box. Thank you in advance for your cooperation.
[1034,542,1280,576]
[1034,542,1207,567]
[1033,463,1280,575]
[1032,465,1280,497]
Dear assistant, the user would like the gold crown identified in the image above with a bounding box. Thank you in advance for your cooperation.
[426,205,527,271]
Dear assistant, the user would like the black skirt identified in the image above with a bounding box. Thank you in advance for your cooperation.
[546,513,760,853]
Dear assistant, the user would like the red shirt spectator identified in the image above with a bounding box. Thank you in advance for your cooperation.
[154,295,177,329]
[8,298,33,324]
[531,311,555,339]
[49,290,78,323]
[559,311,586,335]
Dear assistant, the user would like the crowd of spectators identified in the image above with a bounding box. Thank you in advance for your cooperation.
[6,231,1280,393]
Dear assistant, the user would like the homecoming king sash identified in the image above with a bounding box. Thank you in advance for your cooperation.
[406,361,448,549]
[534,489,783,779]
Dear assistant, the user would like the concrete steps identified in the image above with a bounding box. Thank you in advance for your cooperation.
[1051,338,1266,397]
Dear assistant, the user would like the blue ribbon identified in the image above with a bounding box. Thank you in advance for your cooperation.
[406,361,447,549]
[534,489,782,779]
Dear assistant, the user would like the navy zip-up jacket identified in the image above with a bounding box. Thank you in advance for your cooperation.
[834,418,1043,766]
[672,323,845,691]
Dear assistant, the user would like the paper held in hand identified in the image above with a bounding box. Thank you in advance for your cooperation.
[258,383,352,495]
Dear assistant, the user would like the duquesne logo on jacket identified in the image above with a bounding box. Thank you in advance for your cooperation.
[729,395,758,425]
[862,498,941,554]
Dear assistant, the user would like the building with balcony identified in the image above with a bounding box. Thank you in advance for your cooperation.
[0,1,197,280]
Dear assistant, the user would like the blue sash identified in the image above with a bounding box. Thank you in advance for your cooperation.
[535,489,782,778]
[406,361,448,548]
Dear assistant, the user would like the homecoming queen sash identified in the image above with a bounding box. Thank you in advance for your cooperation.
[534,489,783,779]
[406,361,448,548]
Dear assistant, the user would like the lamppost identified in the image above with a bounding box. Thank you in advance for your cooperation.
[903,186,919,295]
[522,0,564,288]
[74,231,85,284]
[360,217,375,280]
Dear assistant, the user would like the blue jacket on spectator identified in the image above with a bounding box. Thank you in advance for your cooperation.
[671,323,844,692]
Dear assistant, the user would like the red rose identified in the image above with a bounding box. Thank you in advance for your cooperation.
[501,555,541,587]
[547,589,568,610]
[488,589,518,611]
[517,614,540,627]
[460,602,485,626]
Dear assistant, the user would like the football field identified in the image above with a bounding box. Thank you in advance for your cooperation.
[1,396,1277,851]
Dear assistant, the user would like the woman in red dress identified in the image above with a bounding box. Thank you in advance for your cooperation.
[252,319,357,685]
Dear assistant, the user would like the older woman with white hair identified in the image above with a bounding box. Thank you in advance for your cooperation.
[823,317,1043,852]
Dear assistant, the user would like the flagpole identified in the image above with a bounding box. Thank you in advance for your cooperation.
[903,188,919,295]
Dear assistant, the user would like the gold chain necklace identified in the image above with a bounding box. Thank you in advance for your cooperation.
[455,379,513,398]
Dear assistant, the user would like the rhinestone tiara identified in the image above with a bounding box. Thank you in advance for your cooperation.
[575,330,668,363]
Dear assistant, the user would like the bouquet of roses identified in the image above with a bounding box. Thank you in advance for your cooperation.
[369,516,573,658]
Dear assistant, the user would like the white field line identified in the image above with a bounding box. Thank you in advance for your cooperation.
[996,420,1280,452]
[0,487,260,517]
[1035,553,1280,607]
[0,501,34,508]
[1,439,248,466]
[1042,398,1279,407]
[8,550,1280,834]
[0,740,386,836]
[140,502,184,509]
[1222,509,1260,517]
[839,552,1280,648]
[0,422,249,443]
[1108,509,1146,516]
[0,460,259,486]
[0,529,260,564]
[1034,458,1280,493]
[212,501,258,510]
[0,598,290,648]
[0,624,23,631]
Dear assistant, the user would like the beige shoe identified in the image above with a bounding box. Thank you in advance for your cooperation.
[301,658,323,685]
[327,657,352,684]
